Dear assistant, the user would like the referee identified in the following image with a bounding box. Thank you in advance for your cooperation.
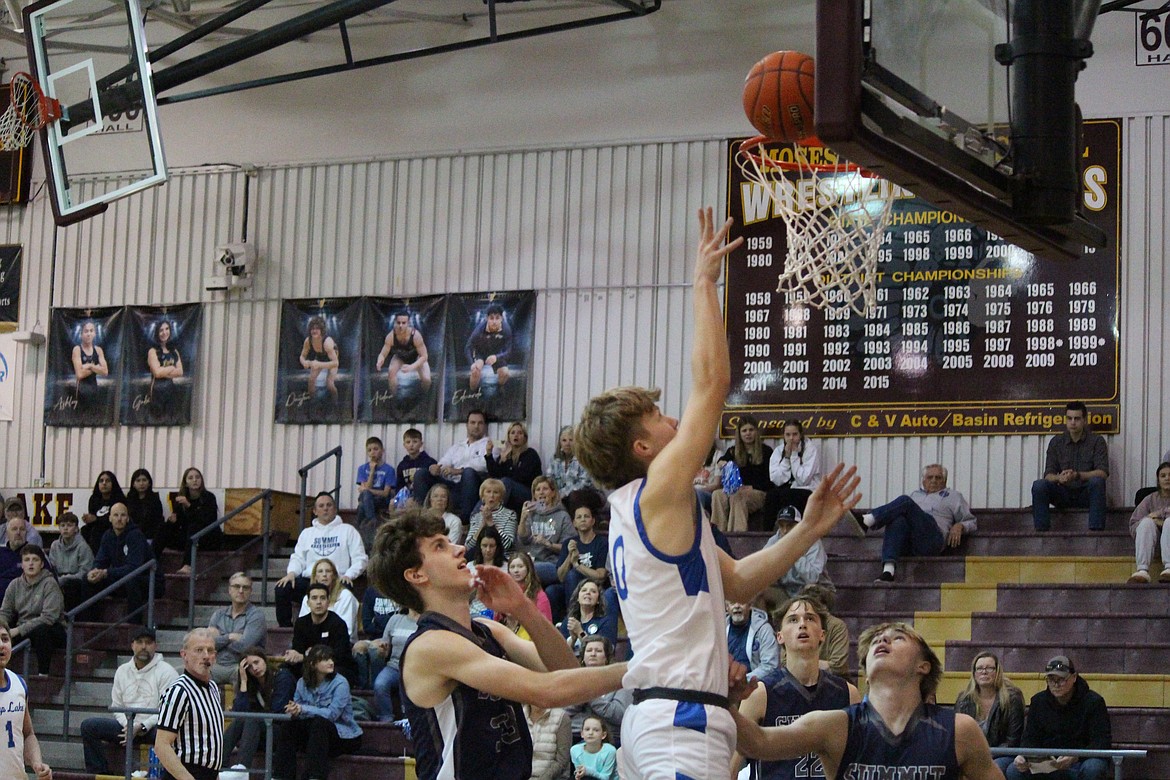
[155,628,224,780]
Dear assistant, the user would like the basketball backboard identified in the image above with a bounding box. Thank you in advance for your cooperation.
[23,0,166,226]
[815,0,1105,261]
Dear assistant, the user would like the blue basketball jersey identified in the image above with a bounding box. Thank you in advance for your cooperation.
[752,667,852,780]
[836,701,960,780]
[400,611,533,780]
[0,669,28,779]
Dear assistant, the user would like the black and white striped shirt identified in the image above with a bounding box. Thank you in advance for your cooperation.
[156,672,223,772]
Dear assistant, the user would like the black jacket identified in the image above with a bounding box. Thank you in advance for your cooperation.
[954,684,1025,747]
[1021,676,1111,751]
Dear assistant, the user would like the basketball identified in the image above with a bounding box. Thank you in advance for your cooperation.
[743,50,815,142]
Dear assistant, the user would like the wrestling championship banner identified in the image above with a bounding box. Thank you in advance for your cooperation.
[45,307,124,427]
[276,298,362,424]
[121,304,203,426]
[443,290,537,423]
[360,295,445,423]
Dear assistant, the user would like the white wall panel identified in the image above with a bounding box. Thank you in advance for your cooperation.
[0,121,1166,511]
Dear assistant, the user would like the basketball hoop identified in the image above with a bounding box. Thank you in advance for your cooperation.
[736,135,895,316]
[0,72,61,151]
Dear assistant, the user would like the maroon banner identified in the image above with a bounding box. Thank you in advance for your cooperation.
[722,119,1122,437]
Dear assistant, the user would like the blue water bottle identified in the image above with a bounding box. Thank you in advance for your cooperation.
[147,746,162,779]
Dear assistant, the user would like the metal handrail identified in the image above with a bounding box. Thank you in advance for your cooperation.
[112,705,292,780]
[298,445,343,531]
[187,490,273,630]
[62,558,158,741]
[990,746,1148,780]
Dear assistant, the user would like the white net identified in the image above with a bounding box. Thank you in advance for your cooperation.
[737,139,895,317]
[0,103,34,151]
[0,73,52,151]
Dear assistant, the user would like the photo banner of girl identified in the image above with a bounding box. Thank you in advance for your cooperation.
[443,290,536,422]
[0,245,21,326]
[121,304,203,426]
[276,298,361,424]
[360,295,445,423]
[45,306,124,427]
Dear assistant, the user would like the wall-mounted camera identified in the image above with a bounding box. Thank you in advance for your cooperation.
[206,242,258,292]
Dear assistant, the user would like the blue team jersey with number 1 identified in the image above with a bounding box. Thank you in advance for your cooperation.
[0,668,28,779]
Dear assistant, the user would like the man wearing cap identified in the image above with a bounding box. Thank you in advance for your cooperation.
[80,627,179,775]
[763,506,832,598]
[725,599,779,681]
[0,545,64,675]
[1,498,43,547]
[1006,656,1111,780]
[854,464,977,583]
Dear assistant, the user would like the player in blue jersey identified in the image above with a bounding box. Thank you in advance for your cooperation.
[574,207,862,780]
[0,624,52,780]
[734,596,860,780]
[367,507,627,780]
[734,621,1004,780]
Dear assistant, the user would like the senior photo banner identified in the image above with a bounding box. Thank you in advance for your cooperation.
[121,304,203,426]
[0,245,20,327]
[276,298,362,424]
[360,295,446,423]
[443,290,536,423]
[45,306,124,427]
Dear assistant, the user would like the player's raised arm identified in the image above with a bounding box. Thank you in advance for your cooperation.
[639,207,742,549]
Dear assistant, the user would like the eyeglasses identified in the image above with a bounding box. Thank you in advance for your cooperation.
[974,666,997,673]
[229,584,252,590]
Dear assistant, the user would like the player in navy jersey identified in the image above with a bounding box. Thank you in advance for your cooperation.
[0,624,52,779]
[367,508,627,780]
[574,207,862,780]
[734,621,1004,780]
[734,596,860,780]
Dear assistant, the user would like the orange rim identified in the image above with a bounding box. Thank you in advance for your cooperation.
[11,72,62,129]
[737,134,875,175]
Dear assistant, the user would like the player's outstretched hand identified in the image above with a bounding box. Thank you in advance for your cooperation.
[694,206,743,286]
[474,564,531,618]
[727,659,757,705]
[801,463,862,538]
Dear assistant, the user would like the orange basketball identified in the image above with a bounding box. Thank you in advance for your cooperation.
[742,51,815,142]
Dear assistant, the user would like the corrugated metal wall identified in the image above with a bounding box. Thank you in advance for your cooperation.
[0,124,1166,508]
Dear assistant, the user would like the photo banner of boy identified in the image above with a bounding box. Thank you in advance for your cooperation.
[121,304,203,426]
[45,306,124,427]
[276,298,361,424]
[0,245,21,327]
[443,290,536,422]
[360,295,445,423]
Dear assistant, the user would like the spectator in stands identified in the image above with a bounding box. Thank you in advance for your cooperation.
[1,498,42,546]
[207,572,267,686]
[725,598,779,681]
[1126,461,1170,584]
[764,505,832,598]
[412,409,490,519]
[86,502,153,624]
[486,422,543,514]
[353,584,400,689]
[222,647,277,773]
[0,545,65,675]
[82,470,126,553]
[354,436,396,549]
[297,558,360,642]
[125,468,165,545]
[786,584,850,678]
[554,493,608,614]
[1134,447,1170,506]
[711,415,775,533]
[49,511,93,610]
[372,608,420,722]
[501,551,552,631]
[423,483,462,543]
[1007,655,1111,780]
[954,651,1024,775]
[564,636,631,745]
[274,491,367,628]
[1031,401,1110,532]
[396,428,436,504]
[525,703,571,780]
[694,440,725,516]
[169,467,221,575]
[766,420,823,518]
[275,582,358,711]
[471,525,507,568]
[856,463,977,583]
[517,477,573,594]
[559,579,616,652]
[80,627,178,775]
[272,644,362,780]
[465,478,517,552]
[547,424,594,495]
[571,715,618,779]
[0,516,29,597]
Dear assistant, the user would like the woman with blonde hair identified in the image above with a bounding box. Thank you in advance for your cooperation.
[953,651,1024,773]
[486,421,544,513]
[466,477,518,552]
[710,415,774,532]
[298,558,360,642]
